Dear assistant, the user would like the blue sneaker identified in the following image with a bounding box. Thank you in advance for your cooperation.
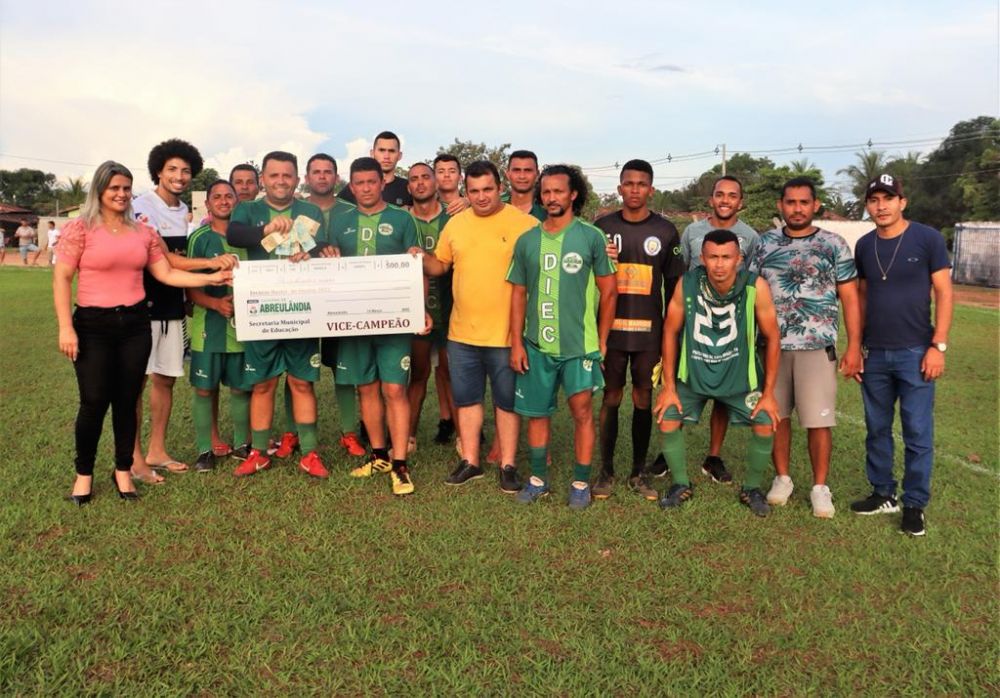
[567,481,592,510]
[515,476,550,504]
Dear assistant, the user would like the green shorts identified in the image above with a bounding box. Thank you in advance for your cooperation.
[335,333,411,386]
[189,351,254,391]
[660,381,772,426]
[243,338,321,383]
[514,342,604,417]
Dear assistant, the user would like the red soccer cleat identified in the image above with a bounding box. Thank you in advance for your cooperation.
[274,431,299,458]
[338,432,366,457]
[233,449,271,477]
[299,450,329,479]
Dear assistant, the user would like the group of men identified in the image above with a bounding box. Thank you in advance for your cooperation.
[125,132,951,535]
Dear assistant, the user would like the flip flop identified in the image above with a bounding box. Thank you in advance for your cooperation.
[148,459,189,473]
[131,468,166,485]
[212,444,233,457]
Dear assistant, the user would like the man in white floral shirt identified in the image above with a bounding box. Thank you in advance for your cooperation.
[750,177,862,518]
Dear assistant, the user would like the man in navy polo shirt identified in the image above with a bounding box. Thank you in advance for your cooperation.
[849,173,953,537]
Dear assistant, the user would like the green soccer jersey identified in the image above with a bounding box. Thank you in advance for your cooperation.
[187,225,248,353]
[678,267,761,396]
[506,218,615,358]
[229,198,325,261]
[501,192,548,222]
[325,204,419,257]
[415,207,452,330]
[319,199,357,230]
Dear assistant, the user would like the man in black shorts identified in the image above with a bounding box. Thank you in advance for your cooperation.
[593,160,684,500]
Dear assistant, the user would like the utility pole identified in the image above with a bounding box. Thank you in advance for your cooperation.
[721,143,727,175]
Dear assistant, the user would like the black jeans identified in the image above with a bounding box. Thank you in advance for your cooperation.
[72,303,151,474]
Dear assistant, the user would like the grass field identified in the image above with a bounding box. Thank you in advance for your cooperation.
[1,267,997,695]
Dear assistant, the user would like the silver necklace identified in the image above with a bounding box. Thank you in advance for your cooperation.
[874,229,905,281]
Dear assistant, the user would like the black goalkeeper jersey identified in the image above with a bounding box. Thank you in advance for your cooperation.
[594,210,684,352]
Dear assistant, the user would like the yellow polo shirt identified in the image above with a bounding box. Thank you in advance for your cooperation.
[434,204,539,347]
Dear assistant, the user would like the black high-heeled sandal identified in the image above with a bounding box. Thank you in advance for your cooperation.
[65,492,92,506]
[111,471,140,501]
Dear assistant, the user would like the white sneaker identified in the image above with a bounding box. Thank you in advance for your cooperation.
[766,475,794,505]
[810,484,835,518]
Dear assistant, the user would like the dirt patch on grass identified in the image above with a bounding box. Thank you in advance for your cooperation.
[954,284,998,309]
[34,525,68,548]
[654,639,703,662]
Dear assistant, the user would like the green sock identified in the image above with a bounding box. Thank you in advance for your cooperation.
[335,382,358,432]
[230,390,249,446]
[744,432,774,490]
[193,393,213,454]
[661,428,689,486]
[529,446,548,481]
[297,422,318,454]
[283,380,296,434]
[252,429,270,451]
[572,462,591,483]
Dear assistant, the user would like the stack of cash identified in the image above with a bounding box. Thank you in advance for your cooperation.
[260,216,320,256]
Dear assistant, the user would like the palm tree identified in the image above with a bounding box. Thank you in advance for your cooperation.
[789,158,816,175]
[838,151,888,200]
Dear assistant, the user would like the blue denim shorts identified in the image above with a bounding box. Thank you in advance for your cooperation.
[447,340,515,412]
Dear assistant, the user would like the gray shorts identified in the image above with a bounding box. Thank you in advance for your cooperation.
[774,347,838,428]
[146,319,186,377]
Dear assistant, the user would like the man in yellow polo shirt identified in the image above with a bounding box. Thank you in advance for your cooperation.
[424,160,538,493]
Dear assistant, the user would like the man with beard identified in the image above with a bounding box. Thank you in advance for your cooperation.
[508,165,617,509]
[187,180,252,472]
[675,176,760,485]
[750,177,862,518]
[406,162,455,453]
[131,139,236,483]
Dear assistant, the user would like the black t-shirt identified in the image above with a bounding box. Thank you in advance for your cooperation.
[338,176,412,208]
[595,210,684,352]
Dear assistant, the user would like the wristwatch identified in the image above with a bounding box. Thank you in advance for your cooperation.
[933,342,948,352]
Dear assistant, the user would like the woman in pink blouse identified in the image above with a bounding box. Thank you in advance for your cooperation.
[55,161,233,504]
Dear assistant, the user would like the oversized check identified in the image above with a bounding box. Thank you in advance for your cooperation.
[233,255,424,341]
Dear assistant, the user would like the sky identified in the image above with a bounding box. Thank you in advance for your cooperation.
[0,0,997,196]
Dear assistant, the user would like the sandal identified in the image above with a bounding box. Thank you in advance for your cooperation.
[131,468,166,485]
[147,459,189,473]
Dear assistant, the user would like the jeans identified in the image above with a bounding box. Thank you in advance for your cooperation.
[860,346,935,508]
[73,304,152,474]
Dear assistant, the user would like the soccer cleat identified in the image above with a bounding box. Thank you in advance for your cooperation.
[766,475,794,505]
[433,418,455,445]
[499,465,523,493]
[648,453,669,478]
[740,488,771,517]
[702,455,733,483]
[900,506,926,536]
[299,450,329,479]
[391,466,415,496]
[850,492,900,515]
[628,475,659,501]
[659,483,693,509]
[338,432,366,457]
[230,442,252,460]
[810,484,835,518]
[350,453,392,478]
[274,432,299,458]
[591,472,614,500]
[233,449,271,477]
[515,476,550,504]
[193,451,216,473]
[445,460,484,486]
[567,481,592,510]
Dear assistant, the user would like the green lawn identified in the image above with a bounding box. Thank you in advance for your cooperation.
[1,267,997,695]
